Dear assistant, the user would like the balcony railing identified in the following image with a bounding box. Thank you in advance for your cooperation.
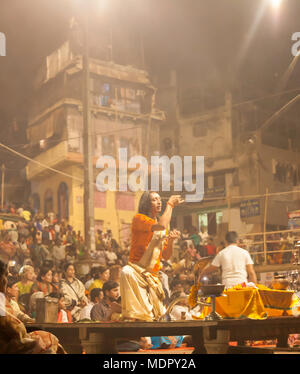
[239,228,300,266]
[26,141,69,180]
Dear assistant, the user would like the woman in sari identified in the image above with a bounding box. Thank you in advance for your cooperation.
[29,266,55,319]
[16,265,35,296]
[30,266,55,296]
[120,192,183,321]
[59,263,88,322]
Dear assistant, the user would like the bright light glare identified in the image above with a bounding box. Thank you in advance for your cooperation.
[270,0,282,9]
[96,0,110,11]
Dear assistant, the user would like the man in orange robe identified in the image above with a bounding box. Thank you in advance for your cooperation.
[120,192,183,321]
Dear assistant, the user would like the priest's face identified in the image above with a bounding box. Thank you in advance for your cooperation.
[150,192,162,217]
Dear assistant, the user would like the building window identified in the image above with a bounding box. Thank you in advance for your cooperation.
[57,182,69,219]
[213,173,226,188]
[44,189,54,215]
[102,135,115,157]
[198,211,223,236]
[31,193,40,214]
[183,215,192,230]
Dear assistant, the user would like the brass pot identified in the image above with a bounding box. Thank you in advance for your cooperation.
[199,284,225,297]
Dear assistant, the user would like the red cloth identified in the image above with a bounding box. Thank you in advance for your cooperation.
[206,244,216,256]
[57,309,72,323]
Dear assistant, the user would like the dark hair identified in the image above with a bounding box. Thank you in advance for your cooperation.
[63,262,74,273]
[37,266,52,282]
[102,280,119,294]
[7,276,17,289]
[225,231,238,244]
[99,266,109,275]
[0,260,8,278]
[138,191,154,217]
[90,266,101,278]
[90,287,102,303]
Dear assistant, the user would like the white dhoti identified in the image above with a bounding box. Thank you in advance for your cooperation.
[120,231,167,321]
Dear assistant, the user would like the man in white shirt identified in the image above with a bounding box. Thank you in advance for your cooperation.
[105,246,118,266]
[199,231,257,289]
[52,239,66,269]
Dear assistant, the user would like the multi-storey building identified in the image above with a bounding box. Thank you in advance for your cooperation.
[25,37,165,245]
[157,71,300,241]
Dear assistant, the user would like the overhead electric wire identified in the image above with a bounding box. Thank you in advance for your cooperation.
[1,140,300,204]
[4,86,300,149]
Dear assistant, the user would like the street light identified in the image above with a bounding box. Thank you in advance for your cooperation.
[270,0,282,10]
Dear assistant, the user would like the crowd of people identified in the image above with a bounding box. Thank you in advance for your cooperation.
[237,232,300,266]
[0,201,220,352]
[3,198,298,353]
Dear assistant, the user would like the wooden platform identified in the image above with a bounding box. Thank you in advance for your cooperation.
[26,316,300,354]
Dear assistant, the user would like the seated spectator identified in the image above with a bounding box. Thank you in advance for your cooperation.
[52,239,66,270]
[199,227,209,244]
[7,222,18,243]
[54,220,61,238]
[85,266,100,290]
[88,266,110,293]
[0,260,66,354]
[6,276,34,323]
[105,246,118,267]
[41,217,49,229]
[95,247,107,266]
[49,292,72,323]
[14,236,31,267]
[16,265,35,314]
[17,220,30,239]
[184,241,200,265]
[31,266,55,296]
[52,270,62,292]
[150,336,184,350]
[79,287,103,321]
[0,231,16,263]
[21,207,31,222]
[205,237,217,257]
[190,226,201,251]
[29,239,49,268]
[181,228,190,240]
[90,280,121,321]
[89,280,144,352]
[65,243,77,263]
[42,226,51,246]
[59,262,88,322]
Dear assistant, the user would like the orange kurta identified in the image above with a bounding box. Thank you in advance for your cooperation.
[129,214,168,273]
